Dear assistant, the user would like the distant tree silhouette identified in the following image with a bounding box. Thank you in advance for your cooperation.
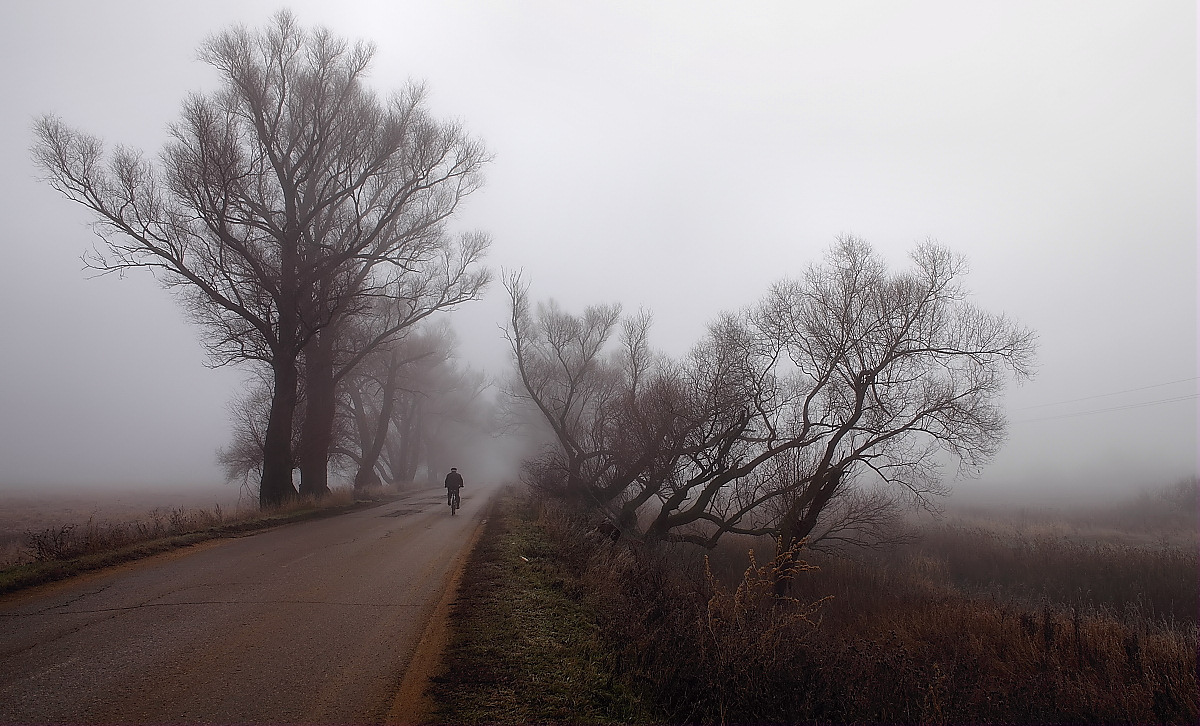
[338,322,487,489]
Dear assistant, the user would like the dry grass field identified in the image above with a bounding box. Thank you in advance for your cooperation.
[518,479,1198,723]
[0,484,250,567]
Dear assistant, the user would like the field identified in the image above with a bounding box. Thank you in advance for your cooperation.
[437,481,1198,724]
[0,484,248,567]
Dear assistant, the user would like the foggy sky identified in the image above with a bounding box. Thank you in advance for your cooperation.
[0,1,1194,501]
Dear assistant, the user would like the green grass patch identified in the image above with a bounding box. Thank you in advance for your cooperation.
[429,489,655,724]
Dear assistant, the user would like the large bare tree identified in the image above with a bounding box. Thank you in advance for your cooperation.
[33,12,489,506]
[504,272,625,496]
[507,238,1036,586]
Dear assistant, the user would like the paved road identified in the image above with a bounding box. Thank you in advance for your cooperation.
[0,482,498,724]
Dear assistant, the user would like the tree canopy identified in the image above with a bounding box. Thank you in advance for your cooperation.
[34,11,490,506]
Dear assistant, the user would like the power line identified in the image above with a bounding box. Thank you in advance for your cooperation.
[1014,393,1199,424]
[1013,375,1199,411]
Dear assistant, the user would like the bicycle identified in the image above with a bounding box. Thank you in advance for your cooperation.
[449,489,461,516]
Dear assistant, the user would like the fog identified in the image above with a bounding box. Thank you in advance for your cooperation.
[0,1,1194,506]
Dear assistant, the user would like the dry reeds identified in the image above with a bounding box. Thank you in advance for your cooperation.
[532,494,1199,724]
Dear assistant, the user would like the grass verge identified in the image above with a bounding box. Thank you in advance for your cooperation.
[427,486,1198,724]
[428,488,654,724]
[0,495,392,596]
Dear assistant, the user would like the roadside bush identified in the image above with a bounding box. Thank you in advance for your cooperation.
[23,524,80,561]
[23,511,195,562]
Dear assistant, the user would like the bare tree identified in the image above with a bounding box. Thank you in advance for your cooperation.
[336,319,493,489]
[339,323,450,489]
[507,238,1036,587]
[33,12,489,506]
[503,271,625,497]
[412,360,492,485]
[504,271,749,530]
[750,240,1035,576]
[299,230,491,498]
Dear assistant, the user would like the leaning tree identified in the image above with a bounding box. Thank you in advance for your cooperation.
[507,238,1036,588]
[34,11,490,506]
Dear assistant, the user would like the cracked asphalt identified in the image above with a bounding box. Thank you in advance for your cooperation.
[0,482,498,724]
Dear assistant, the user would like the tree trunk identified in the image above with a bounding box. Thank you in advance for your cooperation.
[383,436,404,484]
[773,469,841,597]
[396,398,421,483]
[260,356,300,508]
[299,329,336,498]
[346,383,374,458]
[354,363,399,491]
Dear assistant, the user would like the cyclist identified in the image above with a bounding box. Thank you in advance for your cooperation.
[445,467,464,509]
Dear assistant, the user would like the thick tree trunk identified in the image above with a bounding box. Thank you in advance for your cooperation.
[260,356,300,508]
[773,469,841,597]
[260,238,302,510]
[299,329,336,498]
[383,436,404,484]
[346,384,374,457]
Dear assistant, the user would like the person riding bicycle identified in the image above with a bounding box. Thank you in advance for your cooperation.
[445,467,464,508]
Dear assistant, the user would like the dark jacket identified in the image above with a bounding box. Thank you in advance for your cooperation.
[445,471,464,489]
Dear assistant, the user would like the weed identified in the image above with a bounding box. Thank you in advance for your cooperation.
[23,524,77,561]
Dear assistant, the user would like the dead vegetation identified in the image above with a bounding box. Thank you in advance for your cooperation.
[474,482,1198,724]
[0,487,385,595]
[19,504,234,563]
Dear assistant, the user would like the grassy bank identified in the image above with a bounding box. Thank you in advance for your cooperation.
[428,489,655,724]
[435,487,1197,724]
[0,489,393,595]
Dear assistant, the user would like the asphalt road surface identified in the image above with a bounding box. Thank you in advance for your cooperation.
[0,482,499,724]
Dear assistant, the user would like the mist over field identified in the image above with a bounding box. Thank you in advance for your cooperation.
[0,7,1195,723]
[0,1,1194,510]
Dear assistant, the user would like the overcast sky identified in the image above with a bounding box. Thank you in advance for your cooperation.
[0,1,1194,501]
